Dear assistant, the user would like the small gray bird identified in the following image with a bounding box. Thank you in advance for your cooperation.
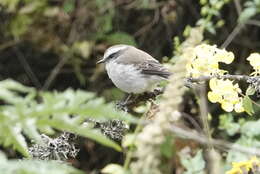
[97,44,171,101]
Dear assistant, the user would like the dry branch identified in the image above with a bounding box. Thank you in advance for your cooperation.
[171,124,260,156]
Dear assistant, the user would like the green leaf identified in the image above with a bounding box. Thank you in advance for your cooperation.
[63,0,75,13]
[246,86,256,96]
[180,150,205,174]
[9,14,33,38]
[19,1,45,14]
[0,0,20,12]
[238,7,257,23]
[122,134,136,148]
[0,79,33,93]
[0,111,30,157]
[104,32,137,46]
[160,135,174,159]
[218,114,240,136]
[72,41,93,59]
[242,96,254,116]
[0,154,84,174]
[241,120,260,137]
[101,164,129,174]
[97,14,113,35]
[0,79,135,156]
[0,152,7,162]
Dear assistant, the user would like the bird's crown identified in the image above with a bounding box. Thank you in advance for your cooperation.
[103,44,130,60]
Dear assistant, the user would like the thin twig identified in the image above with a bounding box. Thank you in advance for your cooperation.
[42,56,69,90]
[133,9,160,37]
[221,23,244,48]
[246,19,260,27]
[197,84,215,174]
[14,47,42,88]
[181,112,203,133]
[0,40,20,51]
[234,0,242,15]
[170,124,260,156]
[42,5,79,90]
[198,84,213,149]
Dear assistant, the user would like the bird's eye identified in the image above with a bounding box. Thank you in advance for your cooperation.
[108,53,116,58]
[107,52,118,59]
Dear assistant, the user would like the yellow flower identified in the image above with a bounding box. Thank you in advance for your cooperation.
[226,157,260,174]
[226,167,242,174]
[221,101,234,112]
[208,78,244,113]
[247,53,260,75]
[215,49,234,64]
[187,44,235,77]
[234,99,244,113]
[208,91,222,103]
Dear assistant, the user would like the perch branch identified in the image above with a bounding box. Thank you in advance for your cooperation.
[170,124,260,156]
[118,74,259,112]
[117,88,164,111]
[246,19,260,27]
[186,74,255,83]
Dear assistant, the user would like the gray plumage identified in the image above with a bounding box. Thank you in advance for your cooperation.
[115,46,171,79]
[97,44,171,94]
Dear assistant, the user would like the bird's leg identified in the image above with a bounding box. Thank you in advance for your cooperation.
[116,93,133,112]
[122,93,133,105]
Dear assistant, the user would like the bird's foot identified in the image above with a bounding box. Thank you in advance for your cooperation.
[115,101,129,112]
[115,93,136,112]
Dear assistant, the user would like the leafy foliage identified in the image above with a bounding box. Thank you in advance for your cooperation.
[0,152,83,174]
[243,96,254,115]
[239,0,260,23]
[179,150,205,174]
[101,164,129,174]
[197,0,230,34]
[0,79,135,156]
[219,114,240,136]
[219,114,260,164]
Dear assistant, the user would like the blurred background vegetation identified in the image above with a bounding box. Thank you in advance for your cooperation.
[1,0,259,93]
[0,0,260,173]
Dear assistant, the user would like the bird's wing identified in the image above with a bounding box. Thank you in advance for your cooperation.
[115,46,172,78]
[138,60,172,79]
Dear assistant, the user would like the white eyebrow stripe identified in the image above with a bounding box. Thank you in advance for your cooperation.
[104,46,128,59]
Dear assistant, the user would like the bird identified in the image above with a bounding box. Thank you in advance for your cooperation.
[97,44,171,104]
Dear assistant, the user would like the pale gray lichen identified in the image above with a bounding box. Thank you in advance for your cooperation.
[29,132,79,161]
[29,119,128,161]
[86,119,129,141]
[98,120,129,140]
[247,77,260,97]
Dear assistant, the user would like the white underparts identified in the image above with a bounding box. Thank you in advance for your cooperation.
[105,60,163,94]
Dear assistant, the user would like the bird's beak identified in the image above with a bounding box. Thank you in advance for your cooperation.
[96,58,105,64]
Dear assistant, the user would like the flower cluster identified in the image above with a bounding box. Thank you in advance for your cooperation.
[247,53,260,76]
[226,157,260,174]
[208,78,244,112]
[186,44,234,77]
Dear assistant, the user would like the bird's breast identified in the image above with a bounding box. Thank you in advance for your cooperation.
[105,61,150,93]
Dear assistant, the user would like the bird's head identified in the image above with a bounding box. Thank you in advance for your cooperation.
[97,44,129,64]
